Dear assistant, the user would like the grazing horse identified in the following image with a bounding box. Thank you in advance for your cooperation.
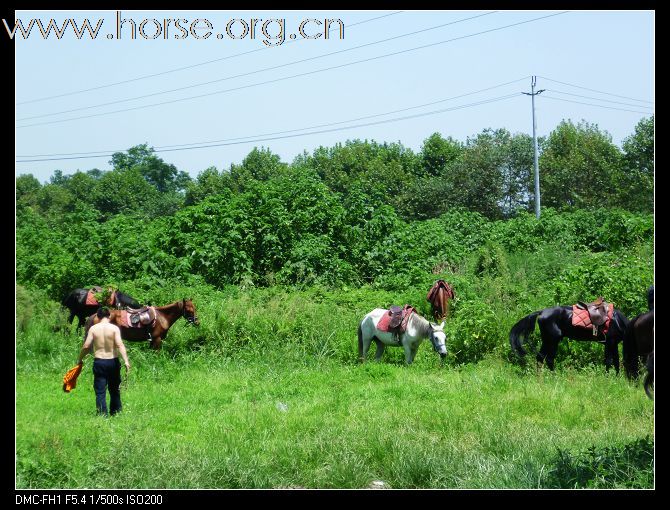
[644,351,654,399]
[509,305,629,372]
[84,299,199,350]
[63,287,141,329]
[622,309,654,380]
[358,308,447,364]
[426,280,455,322]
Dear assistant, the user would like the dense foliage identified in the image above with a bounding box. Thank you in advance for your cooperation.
[16,116,654,365]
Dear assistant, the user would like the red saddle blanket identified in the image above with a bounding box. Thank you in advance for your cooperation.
[377,305,415,333]
[427,280,455,302]
[85,289,116,306]
[572,304,613,335]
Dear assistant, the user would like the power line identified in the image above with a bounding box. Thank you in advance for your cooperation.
[15,11,405,106]
[17,12,499,122]
[15,11,569,129]
[17,76,529,158]
[538,75,653,104]
[541,95,653,114]
[15,93,522,162]
[545,89,653,110]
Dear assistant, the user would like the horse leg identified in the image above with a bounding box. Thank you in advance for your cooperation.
[546,338,561,370]
[536,335,560,370]
[373,338,386,362]
[358,324,374,362]
[403,342,418,365]
[149,335,163,350]
[604,339,620,375]
[537,316,561,370]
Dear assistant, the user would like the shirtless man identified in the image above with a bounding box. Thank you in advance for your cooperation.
[78,307,131,416]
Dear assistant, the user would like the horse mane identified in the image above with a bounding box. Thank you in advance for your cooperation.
[155,300,183,312]
[409,312,432,337]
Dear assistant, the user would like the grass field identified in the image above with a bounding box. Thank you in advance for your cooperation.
[16,347,654,489]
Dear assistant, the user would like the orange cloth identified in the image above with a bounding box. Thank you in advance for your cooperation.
[63,362,83,392]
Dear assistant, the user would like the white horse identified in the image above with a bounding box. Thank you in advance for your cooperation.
[358,308,447,364]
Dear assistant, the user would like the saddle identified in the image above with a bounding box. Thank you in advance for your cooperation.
[124,306,156,328]
[378,304,416,344]
[85,287,117,307]
[574,297,612,336]
[426,280,455,303]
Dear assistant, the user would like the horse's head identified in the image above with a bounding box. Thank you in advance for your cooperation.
[429,321,447,359]
[182,298,200,326]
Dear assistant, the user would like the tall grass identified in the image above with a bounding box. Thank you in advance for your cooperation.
[16,283,654,489]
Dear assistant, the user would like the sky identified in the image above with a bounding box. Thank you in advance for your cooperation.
[13,9,654,183]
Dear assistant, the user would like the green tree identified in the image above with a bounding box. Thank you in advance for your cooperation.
[229,147,287,188]
[16,174,42,211]
[91,167,160,218]
[110,144,191,193]
[184,166,233,206]
[420,132,463,177]
[445,128,509,219]
[501,132,536,217]
[620,116,654,212]
[539,120,623,210]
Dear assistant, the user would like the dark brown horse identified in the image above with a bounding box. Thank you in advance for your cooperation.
[644,351,654,399]
[426,280,455,322]
[84,299,199,350]
[623,309,654,380]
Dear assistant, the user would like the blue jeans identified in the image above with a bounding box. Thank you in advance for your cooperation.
[93,358,122,416]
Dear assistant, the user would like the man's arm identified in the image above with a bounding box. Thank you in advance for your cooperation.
[114,327,130,371]
[77,327,94,364]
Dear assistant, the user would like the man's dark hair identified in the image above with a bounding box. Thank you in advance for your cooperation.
[97,307,111,319]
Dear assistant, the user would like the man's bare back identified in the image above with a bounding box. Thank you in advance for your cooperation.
[79,317,130,369]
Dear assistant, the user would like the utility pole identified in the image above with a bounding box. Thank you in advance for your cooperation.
[522,76,544,218]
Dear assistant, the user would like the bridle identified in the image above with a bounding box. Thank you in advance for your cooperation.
[429,329,446,353]
[181,300,198,325]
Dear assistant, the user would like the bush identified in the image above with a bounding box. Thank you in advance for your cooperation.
[541,436,654,488]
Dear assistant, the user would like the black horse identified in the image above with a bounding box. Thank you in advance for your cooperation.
[622,309,654,380]
[647,285,654,311]
[644,351,654,399]
[62,288,141,328]
[509,305,629,373]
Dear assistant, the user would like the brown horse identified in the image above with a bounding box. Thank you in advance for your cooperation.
[623,309,654,380]
[84,299,199,350]
[426,280,455,322]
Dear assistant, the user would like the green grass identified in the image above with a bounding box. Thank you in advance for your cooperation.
[15,283,654,489]
[16,353,653,489]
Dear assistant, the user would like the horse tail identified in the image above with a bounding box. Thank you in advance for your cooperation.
[623,314,640,380]
[357,322,364,360]
[509,311,540,357]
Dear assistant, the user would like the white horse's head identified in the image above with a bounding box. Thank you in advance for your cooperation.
[429,321,447,358]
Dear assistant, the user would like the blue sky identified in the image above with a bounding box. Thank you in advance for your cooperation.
[14,10,654,182]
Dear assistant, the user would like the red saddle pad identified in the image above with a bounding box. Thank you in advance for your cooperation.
[572,304,614,334]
